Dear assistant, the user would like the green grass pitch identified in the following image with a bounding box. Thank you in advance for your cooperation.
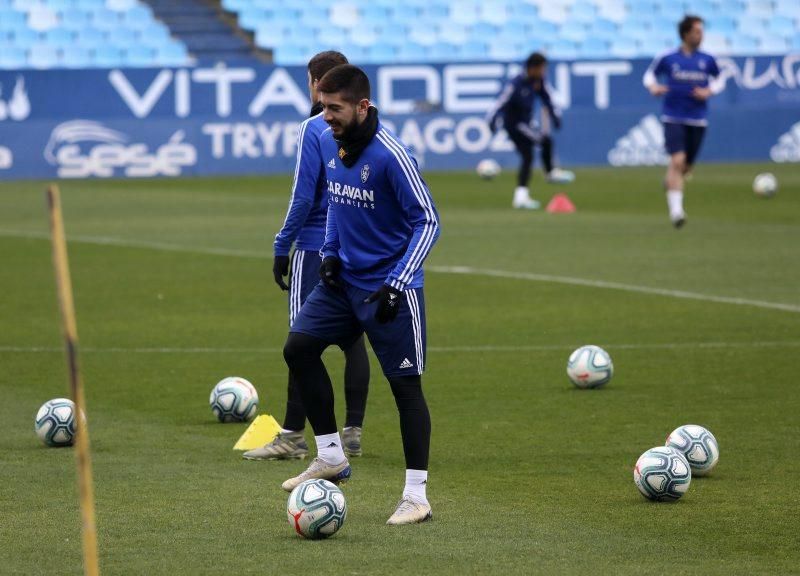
[1,164,799,574]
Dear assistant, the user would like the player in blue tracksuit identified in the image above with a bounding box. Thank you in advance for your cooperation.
[243,52,371,462]
[487,52,575,210]
[643,15,720,228]
[281,65,440,525]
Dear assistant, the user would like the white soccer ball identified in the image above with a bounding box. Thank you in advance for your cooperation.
[287,479,347,539]
[566,345,613,388]
[209,377,258,423]
[35,398,78,447]
[634,446,692,502]
[476,158,501,180]
[752,172,777,197]
[666,424,719,476]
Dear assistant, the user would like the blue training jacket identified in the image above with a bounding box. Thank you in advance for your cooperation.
[643,48,720,126]
[273,112,328,256]
[320,122,440,292]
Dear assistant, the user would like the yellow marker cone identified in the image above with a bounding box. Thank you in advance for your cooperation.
[233,414,282,451]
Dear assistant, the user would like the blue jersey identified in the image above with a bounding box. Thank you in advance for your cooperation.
[644,48,720,126]
[487,73,559,134]
[320,123,440,292]
[273,112,328,256]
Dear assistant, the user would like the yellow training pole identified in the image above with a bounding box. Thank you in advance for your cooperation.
[46,184,100,576]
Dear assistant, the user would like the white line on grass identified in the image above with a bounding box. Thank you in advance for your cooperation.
[2,341,799,354]
[2,228,799,314]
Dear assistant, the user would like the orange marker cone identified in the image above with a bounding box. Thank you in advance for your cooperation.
[546,193,576,214]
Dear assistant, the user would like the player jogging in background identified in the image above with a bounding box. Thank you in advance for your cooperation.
[643,15,720,228]
[281,64,440,526]
[487,52,575,210]
[243,52,371,462]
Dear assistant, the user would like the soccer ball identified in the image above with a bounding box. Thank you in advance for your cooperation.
[752,172,777,197]
[209,377,258,423]
[566,345,613,388]
[666,424,719,476]
[634,446,692,502]
[35,398,78,447]
[287,479,347,539]
[476,158,501,180]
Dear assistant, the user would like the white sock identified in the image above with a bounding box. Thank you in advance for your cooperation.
[281,428,300,435]
[514,186,530,203]
[667,189,684,219]
[403,469,428,504]
[315,432,346,465]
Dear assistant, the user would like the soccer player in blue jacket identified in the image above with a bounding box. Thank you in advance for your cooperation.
[487,52,575,210]
[281,65,440,525]
[243,52,370,461]
[644,15,720,228]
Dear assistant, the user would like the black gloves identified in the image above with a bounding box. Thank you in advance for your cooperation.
[364,284,403,324]
[319,256,342,289]
[273,255,290,291]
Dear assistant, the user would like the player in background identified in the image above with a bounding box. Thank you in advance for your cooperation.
[487,52,575,210]
[281,65,440,525]
[643,15,720,228]
[243,52,370,462]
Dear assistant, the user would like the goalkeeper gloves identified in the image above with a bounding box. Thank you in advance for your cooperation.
[364,284,403,324]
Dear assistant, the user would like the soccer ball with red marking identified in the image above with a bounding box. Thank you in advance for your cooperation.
[287,479,347,539]
[666,424,719,476]
[566,345,613,389]
[35,398,79,447]
[634,446,692,502]
[209,377,258,423]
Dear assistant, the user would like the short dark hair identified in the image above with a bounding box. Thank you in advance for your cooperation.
[307,51,348,82]
[679,15,703,40]
[526,52,547,69]
[317,64,370,104]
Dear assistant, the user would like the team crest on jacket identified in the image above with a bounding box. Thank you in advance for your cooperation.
[360,164,370,183]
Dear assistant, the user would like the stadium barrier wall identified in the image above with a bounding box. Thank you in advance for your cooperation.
[0,55,798,179]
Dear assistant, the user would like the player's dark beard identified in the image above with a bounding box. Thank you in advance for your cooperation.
[335,106,379,168]
[310,101,323,117]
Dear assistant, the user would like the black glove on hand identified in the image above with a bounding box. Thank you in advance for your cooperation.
[273,255,290,291]
[319,256,342,289]
[364,284,403,324]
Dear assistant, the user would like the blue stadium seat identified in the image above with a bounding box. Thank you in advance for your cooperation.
[74,0,105,8]
[60,45,92,68]
[527,23,559,44]
[299,10,330,30]
[124,45,156,67]
[60,10,92,31]
[439,21,468,44]
[768,16,796,35]
[154,41,189,66]
[548,39,580,60]
[421,4,449,20]
[715,0,745,15]
[361,4,391,21]
[110,27,139,49]
[93,45,124,67]
[43,27,73,47]
[139,22,171,47]
[707,15,737,34]
[758,36,788,54]
[488,39,523,62]
[498,21,528,39]
[638,35,673,55]
[559,21,589,42]
[221,0,250,11]
[578,37,610,59]
[0,9,26,31]
[76,27,105,47]
[591,19,619,36]
[428,41,458,62]
[792,32,800,51]
[237,7,267,31]
[366,43,396,63]
[509,2,539,23]
[11,27,40,47]
[680,0,715,17]
[121,5,154,29]
[0,46,26,68]
[274,44,316,65]
[609,37,639,58]
[389,5,419,22]
[570,2,597,23]
[91,8,121,31]
[471,22,498,39]
[28,43,60,68]
[43,0,73,12]
[728,34,760,53]
[395,42,428,62]
[457,40,487,61]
